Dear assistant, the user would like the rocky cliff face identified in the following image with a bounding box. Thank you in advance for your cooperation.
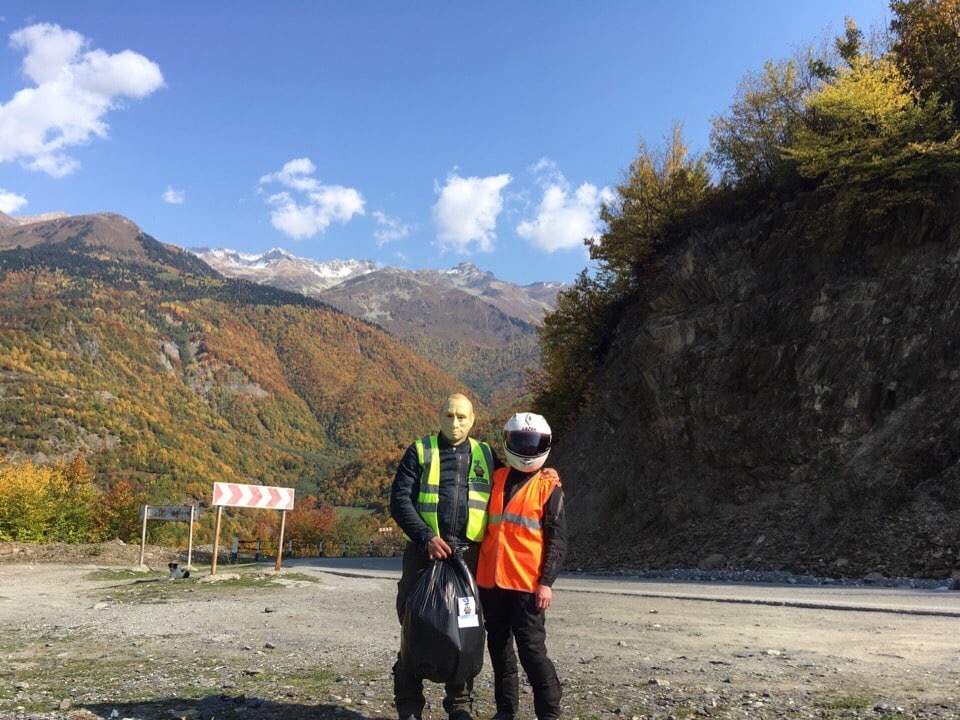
[553,207,960,579]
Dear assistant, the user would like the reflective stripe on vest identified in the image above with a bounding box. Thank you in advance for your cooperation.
[407,435,493,542]
[476,467,559,592]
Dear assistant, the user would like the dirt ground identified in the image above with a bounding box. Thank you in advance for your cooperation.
[2,542,960,720]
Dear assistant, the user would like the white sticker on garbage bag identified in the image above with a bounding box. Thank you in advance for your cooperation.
[457,596,479,628]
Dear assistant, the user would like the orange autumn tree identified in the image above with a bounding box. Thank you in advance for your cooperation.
[247,495,340,553]
[92,478,148,543]
[286,496,338,547]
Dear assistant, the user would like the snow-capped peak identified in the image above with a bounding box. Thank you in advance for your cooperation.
[188,246,379,292]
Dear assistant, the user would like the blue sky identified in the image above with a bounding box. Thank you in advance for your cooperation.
[0,1,892,286]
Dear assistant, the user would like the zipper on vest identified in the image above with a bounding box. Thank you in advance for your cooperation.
[450,445,467,541]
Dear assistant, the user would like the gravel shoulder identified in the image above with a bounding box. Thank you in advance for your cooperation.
[2,543,960,720]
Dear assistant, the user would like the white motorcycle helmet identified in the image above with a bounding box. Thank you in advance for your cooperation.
[502,412,552,472]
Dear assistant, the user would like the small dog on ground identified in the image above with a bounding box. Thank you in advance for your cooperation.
[168,562,190,579]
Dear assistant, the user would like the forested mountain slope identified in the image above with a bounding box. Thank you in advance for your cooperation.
[0,213,485,534]
[190,245,557,411]
[319,266,542,410]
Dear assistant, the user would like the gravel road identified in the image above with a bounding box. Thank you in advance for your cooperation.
[2,552,960,720]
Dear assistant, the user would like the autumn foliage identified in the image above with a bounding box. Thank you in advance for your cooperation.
[0,455,161,543]
[0,455,97,542]
[0,454,385,550]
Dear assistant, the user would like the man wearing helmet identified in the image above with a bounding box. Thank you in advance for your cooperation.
[390,393,497,720]
[476,412,567,720]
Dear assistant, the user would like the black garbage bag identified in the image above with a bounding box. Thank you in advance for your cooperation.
[400,549,485,684]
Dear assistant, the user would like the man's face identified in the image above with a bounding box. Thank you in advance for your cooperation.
[439,396,474,445]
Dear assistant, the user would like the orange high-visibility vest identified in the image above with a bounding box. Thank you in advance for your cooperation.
[477,467,560,592]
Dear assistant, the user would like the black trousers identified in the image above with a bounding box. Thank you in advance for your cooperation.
[393,541,480,718]
[478,585,561,720]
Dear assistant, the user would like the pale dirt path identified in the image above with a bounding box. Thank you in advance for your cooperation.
[3,558,960,719]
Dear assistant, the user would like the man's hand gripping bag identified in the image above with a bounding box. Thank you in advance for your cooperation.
[400,550,485,683]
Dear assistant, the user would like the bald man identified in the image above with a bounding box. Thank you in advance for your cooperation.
[390,394,498,720]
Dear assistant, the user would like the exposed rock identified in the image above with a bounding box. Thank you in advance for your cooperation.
[554,207,960,579]
[699,553,727,570]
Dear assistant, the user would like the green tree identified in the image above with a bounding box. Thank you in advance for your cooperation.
[331,514,369,553]
[710,58,808,186]
[593,124,710,296]
[784,53,960,226]
[0,455,96,543]
[531,270,614,434]
[837,16,866,66]
[891,0,960,115]
[712,17,896,190]
[534,126,709,433]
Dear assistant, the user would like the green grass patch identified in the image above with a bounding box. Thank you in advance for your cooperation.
[1,644,379,715]
[89,569,319,604]
[816,694,874,710]
[259,667,340,693]
[1,656,374,716]
[3,654,235,713]
[85,567,161,581]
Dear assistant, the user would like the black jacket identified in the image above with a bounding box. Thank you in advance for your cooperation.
[390,434,497,548]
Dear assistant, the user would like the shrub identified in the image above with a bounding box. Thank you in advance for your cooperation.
[0,455,96,542]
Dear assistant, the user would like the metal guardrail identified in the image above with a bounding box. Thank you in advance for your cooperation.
[230,537,402,562]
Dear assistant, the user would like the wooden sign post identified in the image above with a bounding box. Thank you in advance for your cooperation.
[138,505,201,568]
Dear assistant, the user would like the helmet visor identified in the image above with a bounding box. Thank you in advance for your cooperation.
[504,430,551,457]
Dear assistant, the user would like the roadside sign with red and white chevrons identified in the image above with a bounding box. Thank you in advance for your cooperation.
[212,482,295,511]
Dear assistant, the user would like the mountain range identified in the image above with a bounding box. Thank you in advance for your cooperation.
[189,247,564,408]
[190,246,562,325]
[188,248,379,297]
[0,209,560,410]
[0,210,543,534]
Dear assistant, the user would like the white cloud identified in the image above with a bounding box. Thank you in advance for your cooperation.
[259,157,365,240]
[0,189,28,214]
[433,172,512,253]
[516,158,613,253]
[258,157,320,192]
[162,186,185,205]
[372,211,411,245]
[0,23,164,177]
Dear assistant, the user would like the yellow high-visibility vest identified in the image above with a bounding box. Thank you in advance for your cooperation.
[408,434,493,541]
